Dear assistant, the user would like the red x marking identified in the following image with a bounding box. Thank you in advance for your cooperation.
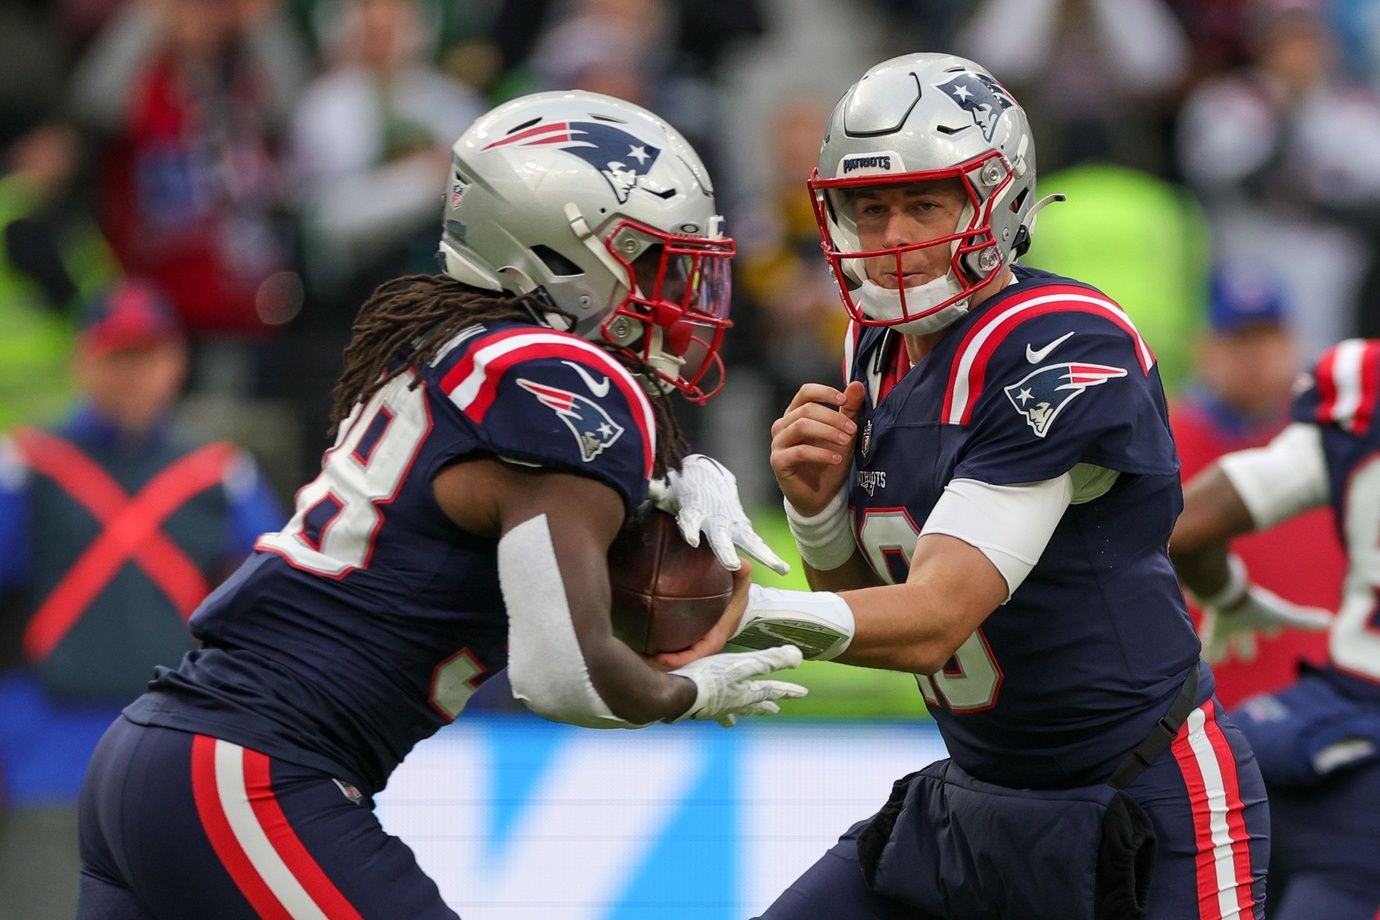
[13,427,235,662]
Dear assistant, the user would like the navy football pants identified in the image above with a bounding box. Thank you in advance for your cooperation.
[77,716,459,919]
[757,699,1270,920]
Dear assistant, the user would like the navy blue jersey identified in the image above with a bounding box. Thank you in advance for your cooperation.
[1289,338,1380,704]
[846,267,1201,788]
[124,321,657,793]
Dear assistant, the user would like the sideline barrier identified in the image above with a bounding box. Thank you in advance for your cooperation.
[377,717,947,919]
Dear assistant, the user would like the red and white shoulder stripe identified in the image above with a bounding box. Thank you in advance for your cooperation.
[942,285,1155,426]
[1312,338,1380,435]
[438,327,656,478]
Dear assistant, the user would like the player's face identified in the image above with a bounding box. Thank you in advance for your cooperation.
[850,179,968,289]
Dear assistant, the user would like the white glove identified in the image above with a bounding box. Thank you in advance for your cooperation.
[648,454,790,574]
[1201,584,1332,664]
[671,645,807,726]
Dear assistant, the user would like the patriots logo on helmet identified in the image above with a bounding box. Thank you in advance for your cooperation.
[482,122,662,204]
[516,378,625,461]
[935,73,1016,141]
[1003,362,1127,438]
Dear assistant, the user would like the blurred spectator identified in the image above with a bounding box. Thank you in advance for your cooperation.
[1023,162,1210,393]
[1176,0,1380,361]
[290,0,482,299]
[954,0,1191,174]
[0,120,120,430]
[529,0,674,105]
[0,280,282,917]
[1169,262,1344,708]
[1164,0,1259,84]
[733,95,847,416]
[68,0,310,339]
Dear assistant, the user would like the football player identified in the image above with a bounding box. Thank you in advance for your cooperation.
[1172,338,1380,920]
[74,91,804,920]
[664,53,1270,918]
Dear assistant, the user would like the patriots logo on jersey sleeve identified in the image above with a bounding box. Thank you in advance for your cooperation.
[936,73,1016,141]
[516,378,625,461]
[1003,363,1127,438]
[482,122,662,204]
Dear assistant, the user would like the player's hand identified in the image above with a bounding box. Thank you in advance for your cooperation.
[669,645,807,727]
[648,454,790,574]
[1200,584,1332,664]
[652,561,754,671]
[770,381,865,516]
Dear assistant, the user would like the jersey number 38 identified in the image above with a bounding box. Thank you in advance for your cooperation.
[259,375,431,578]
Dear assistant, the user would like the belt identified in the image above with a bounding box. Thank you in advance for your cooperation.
[1109,666,1200,790]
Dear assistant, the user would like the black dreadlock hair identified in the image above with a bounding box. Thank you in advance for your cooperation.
[328,274,688,477]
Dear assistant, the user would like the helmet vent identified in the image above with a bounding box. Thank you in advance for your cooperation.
[590,112,628,124]
[506,117,542,134]
[532,245,583,277]
[935,124,967,135]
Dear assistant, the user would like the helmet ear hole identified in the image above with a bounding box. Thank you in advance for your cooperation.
[531,245,583,277]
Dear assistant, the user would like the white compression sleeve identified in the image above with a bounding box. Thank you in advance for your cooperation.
[920,474,1075,600]
[498,515,639,729]
[1218,423,1329,529]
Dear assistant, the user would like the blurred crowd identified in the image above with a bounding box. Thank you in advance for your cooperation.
[3,0,1379,496]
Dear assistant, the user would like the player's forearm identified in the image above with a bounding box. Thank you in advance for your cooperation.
[1171,463,1257,557]
[1171,539,1236,606]
[581,635,697,723]
[834,579,987,674]
[803,551,885,591]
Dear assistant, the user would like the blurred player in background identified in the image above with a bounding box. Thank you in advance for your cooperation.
[1172,338,1380,920]
[74,91,803,920]
[1170,262,1344,707]
[666,52,1269,918]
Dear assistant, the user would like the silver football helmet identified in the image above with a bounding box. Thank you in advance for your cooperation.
[810,53,1038,334]
[439,90,734,401]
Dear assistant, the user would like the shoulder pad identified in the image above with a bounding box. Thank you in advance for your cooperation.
[942,284,1154,426]
[1298,338,1380,435]
[436,325,656,480]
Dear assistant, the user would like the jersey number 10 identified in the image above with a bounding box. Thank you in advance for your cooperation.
[859,509,1004,712]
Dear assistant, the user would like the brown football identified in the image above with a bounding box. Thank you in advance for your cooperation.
[607,506,735,654]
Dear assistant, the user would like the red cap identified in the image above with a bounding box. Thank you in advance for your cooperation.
[80,280,183,355]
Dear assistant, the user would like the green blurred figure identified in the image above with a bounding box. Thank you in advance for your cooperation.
[0,121,118,429]
[1024,163,1210,394]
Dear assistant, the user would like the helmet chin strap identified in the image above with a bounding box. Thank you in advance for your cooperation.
[857,277,970,335]
[642,324,685,392]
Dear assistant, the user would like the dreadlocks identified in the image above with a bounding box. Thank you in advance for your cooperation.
[328,273,687,477]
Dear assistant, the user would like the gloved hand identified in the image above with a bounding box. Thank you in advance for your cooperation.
[670,645,807,726]
[1201,584,1332,664]
[648,454,790,574]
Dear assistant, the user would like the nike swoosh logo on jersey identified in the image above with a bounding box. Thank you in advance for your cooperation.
[1026,331,1076,364]
[562,360,612,397]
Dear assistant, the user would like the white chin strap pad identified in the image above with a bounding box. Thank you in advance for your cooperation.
[499,515,639,728]
[856,278,969,335]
